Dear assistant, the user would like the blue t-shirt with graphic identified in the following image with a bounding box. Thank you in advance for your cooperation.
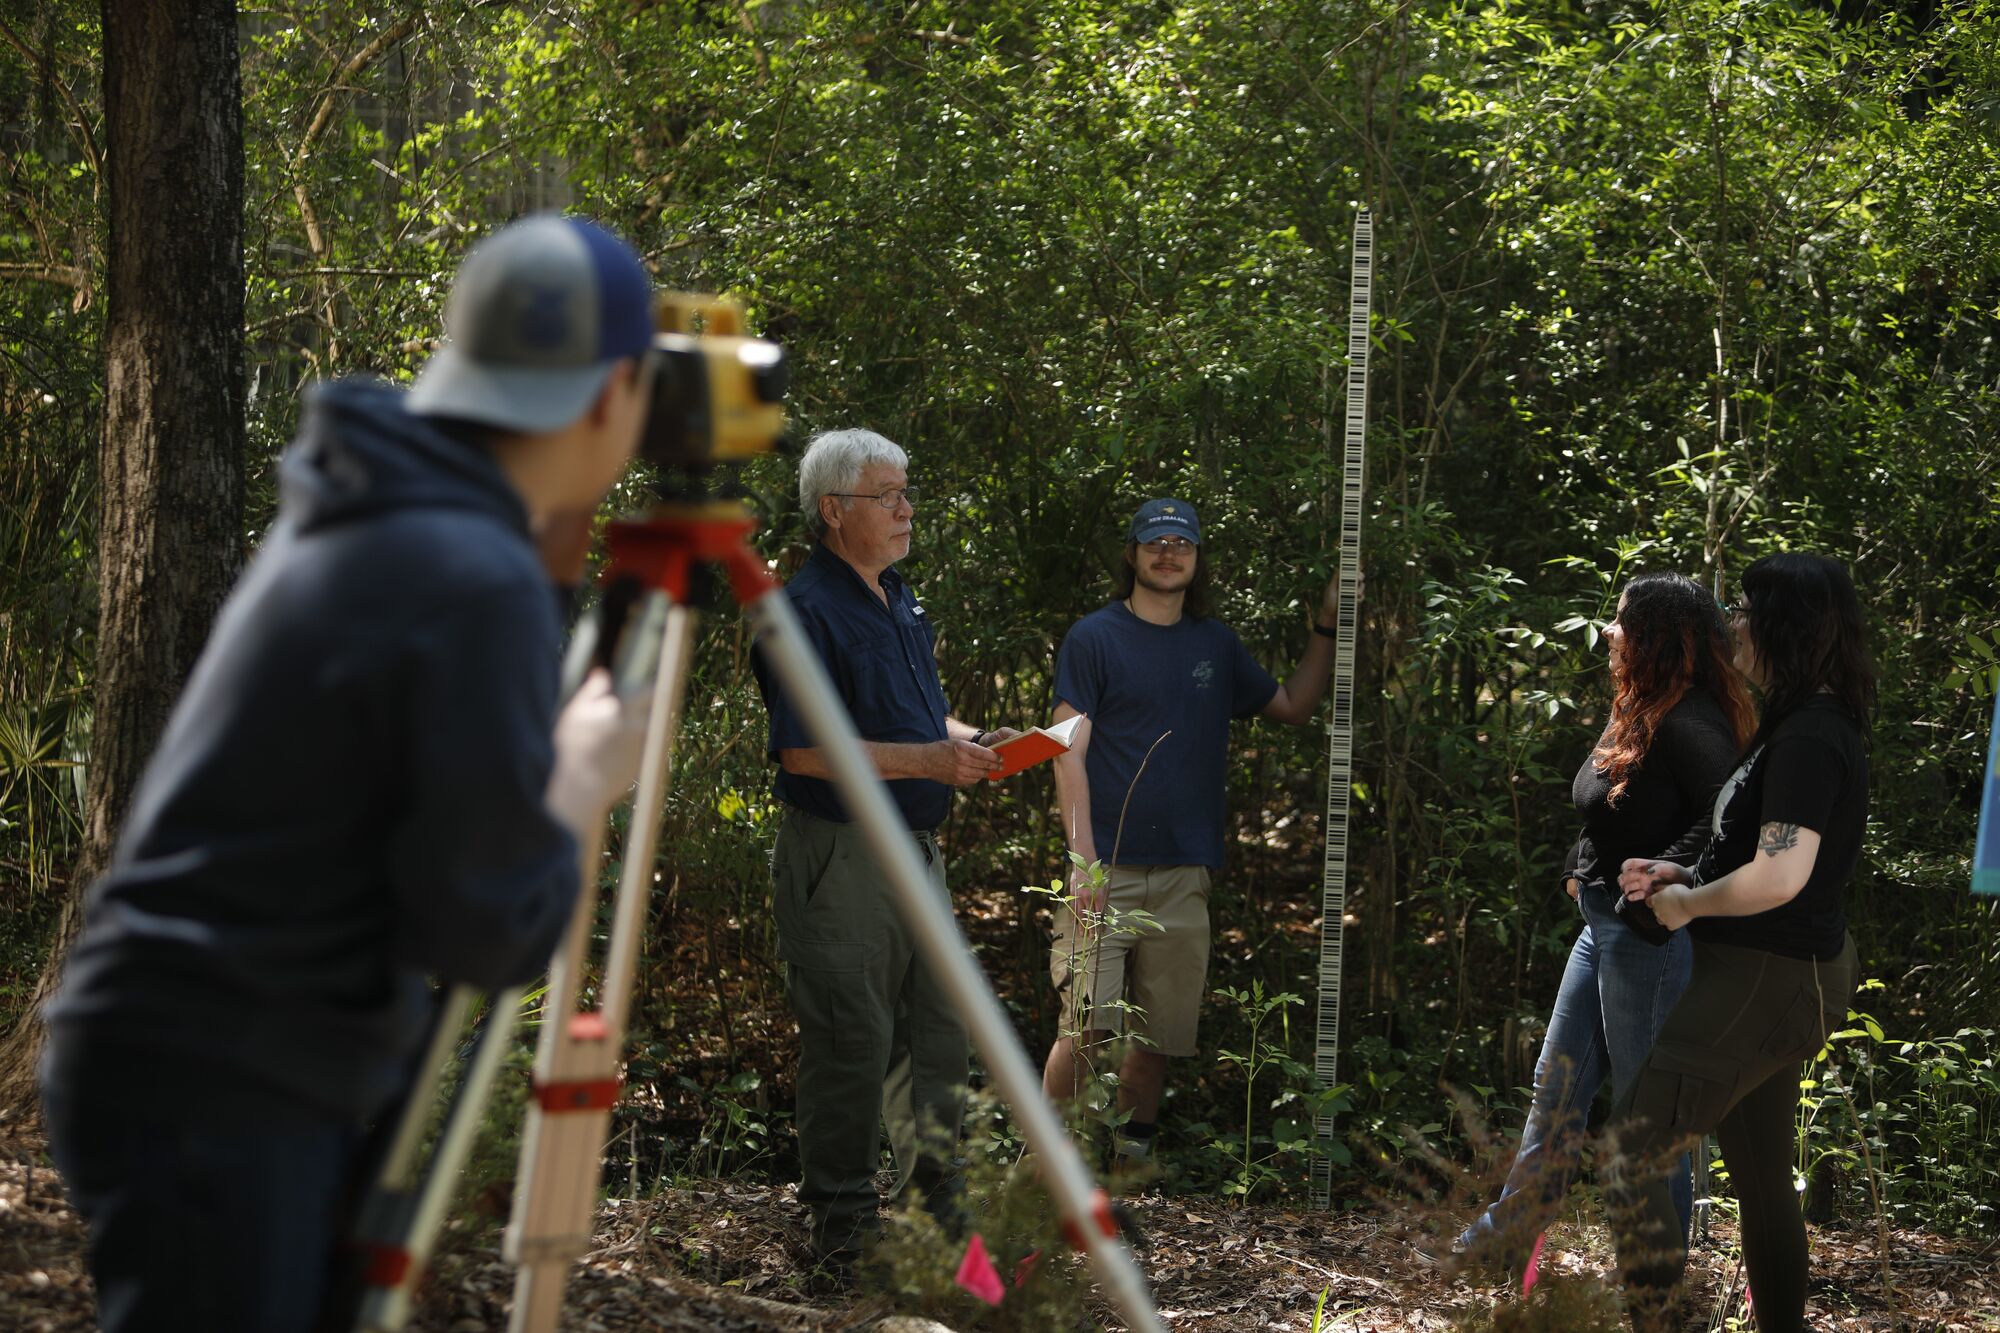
[1052,603,1279,869]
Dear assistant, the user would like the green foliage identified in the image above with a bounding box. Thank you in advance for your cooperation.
[3,0,1998,1246]
[0,0,102,998]
[1029,852,1163,1047]
[1807,998,2000,1233]
[1208,980,1349,1200]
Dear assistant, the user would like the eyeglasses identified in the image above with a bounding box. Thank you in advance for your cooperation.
[1140,537,1196,554]
[829,486,919,510]
[1721,600,1751,621]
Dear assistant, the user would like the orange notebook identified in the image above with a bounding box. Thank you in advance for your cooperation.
[986,714,1085,780]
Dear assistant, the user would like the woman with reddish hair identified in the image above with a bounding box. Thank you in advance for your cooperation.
[1458,572,1754,1273]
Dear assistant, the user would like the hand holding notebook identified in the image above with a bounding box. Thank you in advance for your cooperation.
[985,713,1085,780]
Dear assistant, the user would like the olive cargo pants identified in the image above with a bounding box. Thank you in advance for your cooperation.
[771,806,969,1257]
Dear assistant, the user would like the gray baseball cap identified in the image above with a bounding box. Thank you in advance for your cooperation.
[409,214,654,433]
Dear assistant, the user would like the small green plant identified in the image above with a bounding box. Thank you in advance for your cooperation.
[1895,1025,2000,1227]
[1209,979,1349,1200]
[675,1069,786,1180]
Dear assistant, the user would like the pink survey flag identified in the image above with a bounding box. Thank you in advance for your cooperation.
[955,1232,1005,1307]
[1521,1232,1547,1297]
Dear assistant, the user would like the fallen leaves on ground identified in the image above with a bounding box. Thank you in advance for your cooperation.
[2,1138,1993,1331]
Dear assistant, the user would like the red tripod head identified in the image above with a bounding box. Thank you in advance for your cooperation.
[600,502,778,607]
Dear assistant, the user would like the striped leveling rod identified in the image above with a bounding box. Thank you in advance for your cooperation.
[1312,208,1373,1211]
[1978,688,2000,896]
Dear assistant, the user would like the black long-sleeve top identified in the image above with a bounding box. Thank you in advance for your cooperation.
[1561,687,1741,897]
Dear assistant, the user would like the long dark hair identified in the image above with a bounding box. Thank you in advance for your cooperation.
[1112,539,1211,619]
[1593,572,1756,801]
[1737,551,1876,747]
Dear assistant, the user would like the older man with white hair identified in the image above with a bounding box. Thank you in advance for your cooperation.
[752,428,1015,1271]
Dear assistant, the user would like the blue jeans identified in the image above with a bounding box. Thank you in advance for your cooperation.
[44,1087,363,1332]
[1460,884,1694,1266]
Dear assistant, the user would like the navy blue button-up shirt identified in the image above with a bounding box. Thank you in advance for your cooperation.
[754,541,953,829]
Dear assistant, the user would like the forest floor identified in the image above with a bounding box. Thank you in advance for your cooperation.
[3,1135,1995,1332]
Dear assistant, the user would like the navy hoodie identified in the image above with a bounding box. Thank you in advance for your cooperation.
[46,380,579,1125]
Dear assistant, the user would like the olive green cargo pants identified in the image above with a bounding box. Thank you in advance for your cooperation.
[771,806,968,1258]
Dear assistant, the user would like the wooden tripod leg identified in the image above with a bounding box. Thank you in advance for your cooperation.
[509,1261,568,1333]
[350,988,474,1332]
[353,985,526,1332]
[503,598,695,1333]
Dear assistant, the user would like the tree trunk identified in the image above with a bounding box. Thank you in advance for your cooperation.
[0,0,246,1120]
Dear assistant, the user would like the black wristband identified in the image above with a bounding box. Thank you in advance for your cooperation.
[971,729,990,746]
[1313,621,1340,637]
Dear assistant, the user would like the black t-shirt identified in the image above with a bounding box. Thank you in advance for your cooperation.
[1564,689,1741,898]
[1691,696,1869,960]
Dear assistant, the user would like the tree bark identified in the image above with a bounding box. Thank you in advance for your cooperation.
[0,0,246,1120]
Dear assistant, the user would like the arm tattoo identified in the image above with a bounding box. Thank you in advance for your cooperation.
[1758,822,1802,857]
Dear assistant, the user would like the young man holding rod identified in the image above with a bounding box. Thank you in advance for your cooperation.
[1042,498,1344,1165]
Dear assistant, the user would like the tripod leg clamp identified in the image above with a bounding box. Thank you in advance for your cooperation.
[531,1076,622,1113]
[361,1241,416,1289]
[1059,1189,1121,1252]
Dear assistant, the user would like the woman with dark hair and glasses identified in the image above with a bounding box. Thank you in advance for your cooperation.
[1458,573,1753,1274]
[1613,552,1873,1333]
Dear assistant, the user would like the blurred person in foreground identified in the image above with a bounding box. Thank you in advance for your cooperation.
[42,214,658,1332]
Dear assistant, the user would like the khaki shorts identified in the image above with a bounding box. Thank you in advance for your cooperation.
[1049,864,1212,1058]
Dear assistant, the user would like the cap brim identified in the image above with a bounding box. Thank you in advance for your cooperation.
[408,344,618,434]
[1133,523,1200,545]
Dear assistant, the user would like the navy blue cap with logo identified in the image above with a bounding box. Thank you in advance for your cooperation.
[1130,497,1202,546]
[410,214,654,433]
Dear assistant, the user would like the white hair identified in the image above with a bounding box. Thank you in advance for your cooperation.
[799,428,908,537]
